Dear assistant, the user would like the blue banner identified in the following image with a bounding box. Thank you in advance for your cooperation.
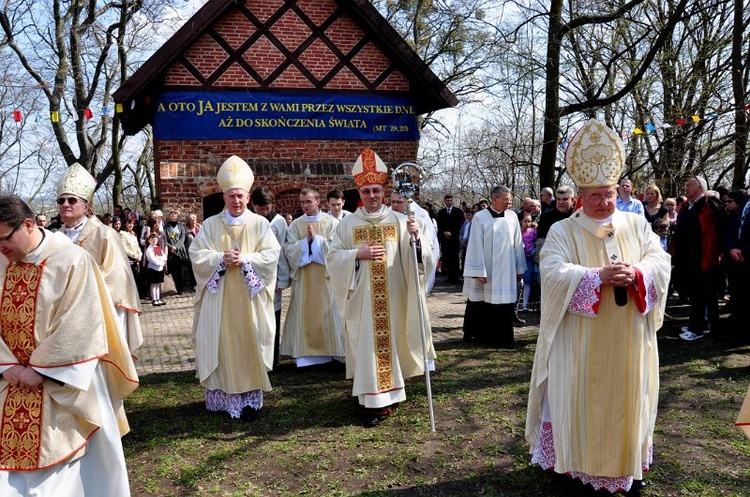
[152,92,419,141]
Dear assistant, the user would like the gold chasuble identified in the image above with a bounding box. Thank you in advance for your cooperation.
[76,215,143,353]
[281,214,343,360]
[526,210,670,481]
[190,211,280,394]
[326,207,435,408]
[0,231,138,471]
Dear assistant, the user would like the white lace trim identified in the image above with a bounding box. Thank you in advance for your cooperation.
[531,420,652,492]
[567,269,601,317]
[205,389,263,419]
[639,265,658,314]
[205,259,264,297]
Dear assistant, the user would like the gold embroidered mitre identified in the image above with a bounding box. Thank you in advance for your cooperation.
[56,163,97,202]
[352,148,388,187]
[217,155,254,192]
[565,119,624,188]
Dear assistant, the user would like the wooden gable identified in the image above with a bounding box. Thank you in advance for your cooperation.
[114,0,456,135]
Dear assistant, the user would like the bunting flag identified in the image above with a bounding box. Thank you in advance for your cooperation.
[13,110,22,123]
[84,108,93,120]
[558,103,750,150]
[51,111,59,123]
[116,103,123,113]
[102,106,108,117]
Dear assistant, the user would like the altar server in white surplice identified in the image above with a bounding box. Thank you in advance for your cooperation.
[281,187,344,368]
[190,156,280,422]
[525,120,671,495]
[0,195,138,497]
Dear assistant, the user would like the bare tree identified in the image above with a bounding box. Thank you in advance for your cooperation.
[0,0,181,207]
[536,0,692,188]
[731,0,750,188]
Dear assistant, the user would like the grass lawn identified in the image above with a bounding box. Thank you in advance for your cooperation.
[124,300,750,497]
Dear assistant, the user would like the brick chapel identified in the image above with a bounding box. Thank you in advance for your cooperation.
[113,0,456,219]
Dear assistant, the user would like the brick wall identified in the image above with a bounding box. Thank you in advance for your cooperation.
[156,0,419,218]
[156,139,418,218]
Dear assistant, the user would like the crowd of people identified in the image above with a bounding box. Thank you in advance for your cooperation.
[3,122,750,495]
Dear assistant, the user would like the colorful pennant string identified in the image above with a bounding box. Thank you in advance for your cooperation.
[558,104,750,150]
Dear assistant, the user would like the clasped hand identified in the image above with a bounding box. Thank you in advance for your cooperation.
[357,242,385,261]
[3,365,44,390]
[599,262,635,287]
[223,248,242,266]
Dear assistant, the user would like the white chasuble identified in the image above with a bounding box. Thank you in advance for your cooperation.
[0,231,138,496]
[326,207,435,408]
[190,211,280,394]
[526,210,670,481]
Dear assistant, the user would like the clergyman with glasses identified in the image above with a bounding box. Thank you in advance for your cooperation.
[56,163,143,354]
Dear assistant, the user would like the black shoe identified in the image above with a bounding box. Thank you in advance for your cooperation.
[362,415,387,428]
[512,314,526,326]
[625,479,646,496]
[239,406,260,422]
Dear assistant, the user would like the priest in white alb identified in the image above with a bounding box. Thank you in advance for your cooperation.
[281,187,344,368]
[0,195,138,496]
[326,149,435,428]
[190,156,280,422]
[525,119,671,495]
[56,163,144,354]
[462,185,526,346]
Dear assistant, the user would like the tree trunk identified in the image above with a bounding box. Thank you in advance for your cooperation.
[539,0,563,190]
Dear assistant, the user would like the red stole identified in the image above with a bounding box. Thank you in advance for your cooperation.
[0,262,44,469]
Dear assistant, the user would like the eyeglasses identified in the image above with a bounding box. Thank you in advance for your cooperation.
[725,200,736,204]
[57,197,81,205]
[0,224,21,243]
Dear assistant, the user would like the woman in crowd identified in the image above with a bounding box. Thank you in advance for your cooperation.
[184,212,201,291]
[112,216,122,232]
[643,184,668,224]
[120,214,143,286]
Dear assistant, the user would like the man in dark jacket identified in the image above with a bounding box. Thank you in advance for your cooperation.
[437,194,465,284]
[672,176,727,341]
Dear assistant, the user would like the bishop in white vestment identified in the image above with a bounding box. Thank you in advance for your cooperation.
[525,120,671,494]
[190,157,280,421]
[326,149,435,427]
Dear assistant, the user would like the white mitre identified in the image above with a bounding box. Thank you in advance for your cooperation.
[565,119,624,188]
[56,163,97,202]
[217,155,254,192]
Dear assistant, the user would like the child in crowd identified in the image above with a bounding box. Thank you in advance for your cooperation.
[145,232,168,306]
[520,213,538,311]
[652,217,670,252]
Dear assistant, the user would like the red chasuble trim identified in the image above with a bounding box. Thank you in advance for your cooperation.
[0,262,44,469]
